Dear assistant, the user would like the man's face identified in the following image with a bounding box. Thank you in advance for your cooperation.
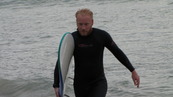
[76,14,93,36]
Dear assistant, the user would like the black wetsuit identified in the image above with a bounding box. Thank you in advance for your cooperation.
[53,28,135,97]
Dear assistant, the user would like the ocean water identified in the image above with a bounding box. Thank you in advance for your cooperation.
[0,0,173,97]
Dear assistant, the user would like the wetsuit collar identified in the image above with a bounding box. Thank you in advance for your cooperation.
[77,28,94,38]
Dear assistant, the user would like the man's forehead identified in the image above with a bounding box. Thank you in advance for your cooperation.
[76,14,92,18]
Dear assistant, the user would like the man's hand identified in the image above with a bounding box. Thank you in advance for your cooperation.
[131,70,140,88]
[54,88,60,97]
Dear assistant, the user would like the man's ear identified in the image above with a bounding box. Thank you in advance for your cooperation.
[92,19,94,26]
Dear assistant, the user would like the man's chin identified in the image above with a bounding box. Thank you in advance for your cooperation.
[80,32,89,36]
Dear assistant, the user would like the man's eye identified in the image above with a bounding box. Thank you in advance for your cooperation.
[78,23,89,26]
[79,23,83,26]
[85,23,89,26]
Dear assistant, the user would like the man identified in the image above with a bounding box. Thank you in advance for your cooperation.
[53,8,140,97]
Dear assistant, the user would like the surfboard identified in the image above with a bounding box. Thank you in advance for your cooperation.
[58,32,74,97]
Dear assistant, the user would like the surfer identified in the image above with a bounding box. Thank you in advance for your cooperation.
[53,8,140,97]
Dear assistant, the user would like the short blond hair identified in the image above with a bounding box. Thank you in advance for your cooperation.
[75,8,93,19]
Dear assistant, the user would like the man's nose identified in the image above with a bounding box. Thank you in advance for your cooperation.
[81,25,86,30]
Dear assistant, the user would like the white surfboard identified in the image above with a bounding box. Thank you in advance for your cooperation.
[58,32,74,97]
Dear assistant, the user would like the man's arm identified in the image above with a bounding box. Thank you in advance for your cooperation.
[53,60,60,96]
[109,44,140,87]
[104,32,140,87]
[107,42,135,72]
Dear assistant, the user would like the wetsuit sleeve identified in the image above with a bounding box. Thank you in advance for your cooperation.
[53,59,59,88]
[104,33,135,72]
